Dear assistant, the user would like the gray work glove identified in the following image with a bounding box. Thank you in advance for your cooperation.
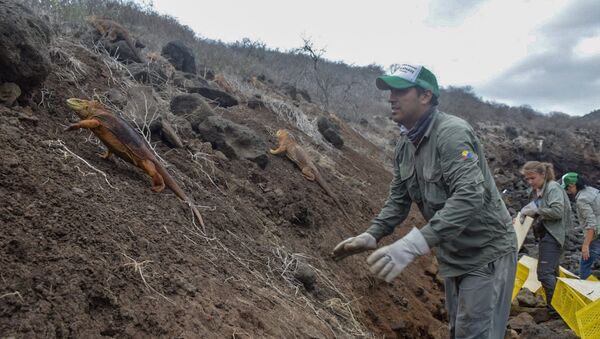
[332,232,377,261]
[520,201,539,217]
[367,227,430,283]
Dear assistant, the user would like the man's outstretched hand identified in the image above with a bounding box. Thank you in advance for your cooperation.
[332,233,377,261]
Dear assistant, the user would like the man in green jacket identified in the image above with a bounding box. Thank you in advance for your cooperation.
[332,64,517,339]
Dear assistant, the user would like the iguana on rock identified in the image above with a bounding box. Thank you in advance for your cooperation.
[146,52,175,79]
[213,73,235,94]
[85,16,144,62]
[64,98,205,227]
[270,128,351,222]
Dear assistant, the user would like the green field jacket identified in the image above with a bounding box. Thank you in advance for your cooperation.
[366,109,517,277]
[529,181,572,246]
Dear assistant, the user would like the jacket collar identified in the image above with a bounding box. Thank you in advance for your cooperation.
[423,107,439,139]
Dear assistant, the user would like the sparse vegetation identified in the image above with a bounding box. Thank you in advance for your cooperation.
[21,0,598,129]
[13,0,600,130]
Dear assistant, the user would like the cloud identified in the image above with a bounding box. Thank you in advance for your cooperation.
[573,36,600,59]
[426,0,488,26]
[478,0,600,115]
[543,0,600,31]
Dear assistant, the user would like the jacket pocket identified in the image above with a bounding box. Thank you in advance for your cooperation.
[399,161,414,181]
[422,162,447,210]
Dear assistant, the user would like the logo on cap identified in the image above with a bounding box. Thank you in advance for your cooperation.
[391,64,423,82]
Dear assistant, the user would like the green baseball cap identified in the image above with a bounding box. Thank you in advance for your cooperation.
[376,64,440,97]
[561,172,578,188]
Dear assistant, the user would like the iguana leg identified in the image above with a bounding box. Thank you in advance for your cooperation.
[302,167,316,181]
[64,119,101,131]
[98,150,112,159]
[270,146,286,155]
[140,159,165,192]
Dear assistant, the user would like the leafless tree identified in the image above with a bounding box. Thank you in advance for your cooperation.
[294,37,342,111]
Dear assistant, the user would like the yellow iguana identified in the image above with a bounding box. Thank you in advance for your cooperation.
[270,128,351,222]
[146,52,175,79]
[85,16,144,63]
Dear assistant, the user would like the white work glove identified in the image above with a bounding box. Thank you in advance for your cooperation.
[520,201,539,217]
[367,227,430,283]
[332,232,377,261]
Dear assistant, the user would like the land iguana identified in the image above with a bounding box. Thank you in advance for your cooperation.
[85,16,144,63]
[270,128,351,222]
[64,98,205,227]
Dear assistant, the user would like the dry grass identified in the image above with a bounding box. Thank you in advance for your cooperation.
[262,96,325,145]
[121,253,175,305]
[0,291,24,302]
[47,139,119,190]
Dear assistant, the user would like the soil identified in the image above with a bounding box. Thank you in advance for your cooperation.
[0,40,447,338]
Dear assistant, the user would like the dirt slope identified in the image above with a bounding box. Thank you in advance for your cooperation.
[0,34,446,338]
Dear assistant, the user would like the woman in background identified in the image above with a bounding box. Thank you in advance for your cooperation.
[520,161,571,309]
[562,172,600,279]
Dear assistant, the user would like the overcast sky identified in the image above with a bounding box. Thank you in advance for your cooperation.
[147,0,600,116]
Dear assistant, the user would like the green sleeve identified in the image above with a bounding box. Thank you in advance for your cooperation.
[420,125,485,248]
[538,184,565,220]
[366,145,412,241]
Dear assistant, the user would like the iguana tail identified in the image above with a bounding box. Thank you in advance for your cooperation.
[315,175,352,223]
[155,163,206,228]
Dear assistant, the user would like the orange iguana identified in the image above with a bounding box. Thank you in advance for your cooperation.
[270,129,351,222]
[64,98,205,227]
[146,52,175,78]
[85,16,144,62]
[213,73,236,94]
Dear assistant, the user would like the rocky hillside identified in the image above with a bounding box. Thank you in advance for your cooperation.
[1,1,599,338]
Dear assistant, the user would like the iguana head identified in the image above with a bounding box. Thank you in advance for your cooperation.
[275,129,293,144]
[275,128,289,138]
[66,98,103,119]
[84,15,98,24]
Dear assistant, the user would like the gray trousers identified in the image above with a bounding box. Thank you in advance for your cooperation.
[445,251,517,339]
[537,233,562,306]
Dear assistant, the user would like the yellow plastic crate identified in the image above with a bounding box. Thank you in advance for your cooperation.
[576,298,600,339]
[552,279,591,336]
[512,261,529,301]
[558,266,598,281]
[535,287,547,304]
[559,266,580,279]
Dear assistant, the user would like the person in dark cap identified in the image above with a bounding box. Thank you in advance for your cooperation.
[562,172,600,279]
[332,64,517,338]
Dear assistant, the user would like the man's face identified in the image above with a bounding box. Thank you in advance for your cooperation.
[388,87,431,128]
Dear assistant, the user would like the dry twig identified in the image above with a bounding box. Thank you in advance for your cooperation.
[0,291,24,302]
[48,139,118,190]
[121,253,174,305]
